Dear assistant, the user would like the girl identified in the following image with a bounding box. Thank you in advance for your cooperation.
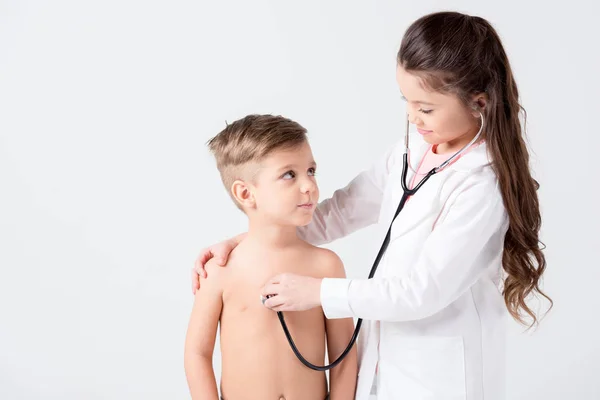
[192,11,551,400]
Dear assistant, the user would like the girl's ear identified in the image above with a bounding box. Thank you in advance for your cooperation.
[470,93,488,118]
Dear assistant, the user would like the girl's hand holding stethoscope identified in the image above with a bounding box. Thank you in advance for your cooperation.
[260,273,323,312]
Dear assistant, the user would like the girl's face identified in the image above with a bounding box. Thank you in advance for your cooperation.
[396,65,484,153]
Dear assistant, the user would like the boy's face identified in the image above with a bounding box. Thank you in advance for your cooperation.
[249,141,319,227]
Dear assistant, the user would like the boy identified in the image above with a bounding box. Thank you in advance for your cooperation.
[184,114,357,400]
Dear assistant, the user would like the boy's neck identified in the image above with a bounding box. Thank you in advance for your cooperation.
[245,219,301,249]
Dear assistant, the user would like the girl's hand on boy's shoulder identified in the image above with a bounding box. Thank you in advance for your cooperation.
[192,238,237,294]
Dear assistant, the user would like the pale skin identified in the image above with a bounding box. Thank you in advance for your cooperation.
[191,65,487,313]
[184,142,357,400]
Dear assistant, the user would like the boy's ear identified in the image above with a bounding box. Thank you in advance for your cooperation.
[231,180,256,209]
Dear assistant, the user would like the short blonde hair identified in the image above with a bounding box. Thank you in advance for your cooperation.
[207,114,308,208]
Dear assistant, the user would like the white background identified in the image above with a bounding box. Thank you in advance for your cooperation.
[1,0,599,399]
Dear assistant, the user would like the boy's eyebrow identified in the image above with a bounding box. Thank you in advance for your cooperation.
[277,161,317,172]
[278,164,295,172]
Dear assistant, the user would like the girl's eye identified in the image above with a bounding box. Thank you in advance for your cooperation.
[308,168,316,176]
[419,108,433,114]
[282,171,296,179]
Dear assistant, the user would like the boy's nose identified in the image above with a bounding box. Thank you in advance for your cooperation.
[300,179,317,194]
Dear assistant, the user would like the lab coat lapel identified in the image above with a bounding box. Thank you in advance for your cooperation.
[389,170,442,240]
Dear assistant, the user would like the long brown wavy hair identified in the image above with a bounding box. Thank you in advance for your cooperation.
[398,11,552,328]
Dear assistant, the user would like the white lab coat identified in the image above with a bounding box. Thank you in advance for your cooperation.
[299,134,510,400]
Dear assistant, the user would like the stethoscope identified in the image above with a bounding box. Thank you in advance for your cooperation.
[272,111,485,371]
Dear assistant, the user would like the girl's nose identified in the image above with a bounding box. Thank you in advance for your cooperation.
[407,112,421,126]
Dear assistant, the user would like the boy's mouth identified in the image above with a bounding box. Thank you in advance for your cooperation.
[298,203,314,209]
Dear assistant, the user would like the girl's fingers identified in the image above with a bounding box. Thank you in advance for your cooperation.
[261,283,280,298]
[265,273,285,285]
[264,295,285,309]
[191,268,200,294]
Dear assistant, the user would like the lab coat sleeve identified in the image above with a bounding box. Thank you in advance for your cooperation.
[298,140,403,246]
[320,179,508,321]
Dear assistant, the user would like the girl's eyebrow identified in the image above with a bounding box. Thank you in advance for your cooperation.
[401,95,436,106]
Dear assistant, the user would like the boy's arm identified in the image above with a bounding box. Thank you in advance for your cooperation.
[322,251,358,400]
[184,261,224,400]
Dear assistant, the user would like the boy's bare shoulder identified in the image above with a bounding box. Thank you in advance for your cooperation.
[201,257,231,288]
[302,244,345,279]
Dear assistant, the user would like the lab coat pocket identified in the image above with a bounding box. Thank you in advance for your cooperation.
[380,335,466,400]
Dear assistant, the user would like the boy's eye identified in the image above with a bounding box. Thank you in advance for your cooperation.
[419,108,433,114]
[308,167,316,176]
[282,171,296,179]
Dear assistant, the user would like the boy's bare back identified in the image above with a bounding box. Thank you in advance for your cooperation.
[211,239,347,400]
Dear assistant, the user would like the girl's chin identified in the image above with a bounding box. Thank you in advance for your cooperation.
[421,135,440,145]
